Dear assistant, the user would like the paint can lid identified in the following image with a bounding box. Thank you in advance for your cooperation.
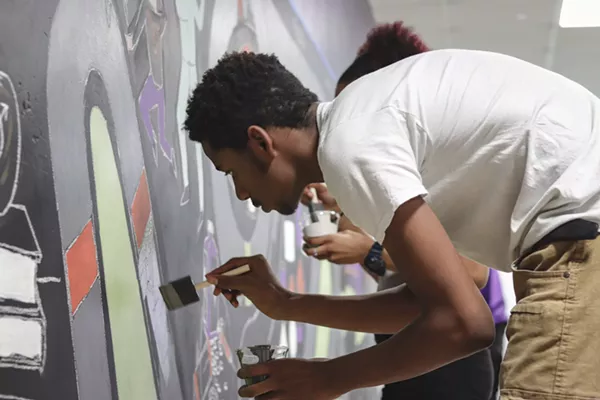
[240,347,260,365]
[241,354,259,364]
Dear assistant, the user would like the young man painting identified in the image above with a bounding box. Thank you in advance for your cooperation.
[185,48,600,400]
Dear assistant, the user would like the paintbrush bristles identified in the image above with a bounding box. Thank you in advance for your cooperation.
[159,275,199,310]
[308,187,319,222]
[307,202,319,223]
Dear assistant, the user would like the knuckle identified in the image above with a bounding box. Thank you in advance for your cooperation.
[225,257,241,265]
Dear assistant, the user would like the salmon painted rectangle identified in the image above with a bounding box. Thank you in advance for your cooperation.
[131,169,151,248]
[66,220,98,314]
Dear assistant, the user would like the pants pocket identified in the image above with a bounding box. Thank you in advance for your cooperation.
[500,268,569,395]
[502,239,600,399]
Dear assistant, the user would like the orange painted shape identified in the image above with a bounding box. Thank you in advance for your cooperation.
[207,344,213,377]
[193,372,201,400]
[131,169,151,248]
[219,332,233,363]
[66,220,99,314]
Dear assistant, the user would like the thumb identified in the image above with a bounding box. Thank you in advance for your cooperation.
[207,256,253,277]
[312,183,328,196]
[300,187,314,205]
[303,185,315,197]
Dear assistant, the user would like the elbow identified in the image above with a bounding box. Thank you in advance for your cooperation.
[433,304,496,355]
[455,308,496,354]
[461,312,496,353]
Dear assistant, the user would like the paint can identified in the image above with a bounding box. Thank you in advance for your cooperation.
[302,210,340,247]
[236,345,289,386]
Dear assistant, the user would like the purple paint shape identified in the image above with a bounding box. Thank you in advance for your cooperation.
[139,74,171,161]
[208,330,219,340]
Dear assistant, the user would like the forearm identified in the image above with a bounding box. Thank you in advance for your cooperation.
[379,250,488,285]
[327,304,495,393]
[284,284,421,333]
[322,197,496,394]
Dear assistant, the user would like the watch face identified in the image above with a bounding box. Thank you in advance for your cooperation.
[366,256,386,275]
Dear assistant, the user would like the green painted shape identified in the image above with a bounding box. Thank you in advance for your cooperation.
[314,260,332,358]
[89,107,157,400]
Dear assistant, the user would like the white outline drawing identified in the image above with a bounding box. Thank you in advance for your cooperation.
[174,0,199,206]
[0,71,58,378]
[0,394,35,400]
[0,71,21,219]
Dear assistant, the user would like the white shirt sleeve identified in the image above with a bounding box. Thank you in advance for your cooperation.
[318,106,429,243]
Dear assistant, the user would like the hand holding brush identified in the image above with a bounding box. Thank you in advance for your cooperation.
[159,264,250,310]
[206,255,292,320]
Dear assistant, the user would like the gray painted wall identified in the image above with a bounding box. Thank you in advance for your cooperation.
[0,0,376,399]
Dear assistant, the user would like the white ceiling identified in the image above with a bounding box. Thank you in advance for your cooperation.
[368,0,600,96]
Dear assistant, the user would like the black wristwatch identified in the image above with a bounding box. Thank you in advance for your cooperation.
[363,241,386,276]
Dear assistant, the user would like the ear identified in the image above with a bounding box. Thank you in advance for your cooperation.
[334,82,348,97]
[247,125,276,162]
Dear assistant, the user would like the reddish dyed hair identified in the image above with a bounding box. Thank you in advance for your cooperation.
[337,21,429,89]
[357,21,429,59]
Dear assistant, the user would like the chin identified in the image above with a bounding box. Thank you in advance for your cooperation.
[277,202,298,216]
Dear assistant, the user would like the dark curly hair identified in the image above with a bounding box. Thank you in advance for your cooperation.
[184,52,318,150]
[338,21,430,85]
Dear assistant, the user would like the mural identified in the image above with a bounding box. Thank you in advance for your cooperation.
[0,70,46,376]
[0,0,375,399]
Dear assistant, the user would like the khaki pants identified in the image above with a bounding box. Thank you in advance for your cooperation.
[500,237,600,400]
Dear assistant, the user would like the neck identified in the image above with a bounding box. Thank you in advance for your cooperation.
[294,102,324,185]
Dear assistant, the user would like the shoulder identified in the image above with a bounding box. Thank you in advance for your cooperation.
[318,107,421,192]
[317,107,386,168]
[318,105,417,155]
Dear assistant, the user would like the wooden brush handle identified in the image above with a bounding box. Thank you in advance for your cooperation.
[194,264,250,290]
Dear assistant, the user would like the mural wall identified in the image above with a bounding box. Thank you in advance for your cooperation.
[0,1,375,399]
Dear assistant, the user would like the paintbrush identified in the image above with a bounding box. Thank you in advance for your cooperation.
[159,264,250,310]
[307,187,319,223]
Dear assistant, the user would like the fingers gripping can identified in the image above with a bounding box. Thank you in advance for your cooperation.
[236,345,289,386]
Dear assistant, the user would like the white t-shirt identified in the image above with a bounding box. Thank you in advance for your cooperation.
[317,49,600,272]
